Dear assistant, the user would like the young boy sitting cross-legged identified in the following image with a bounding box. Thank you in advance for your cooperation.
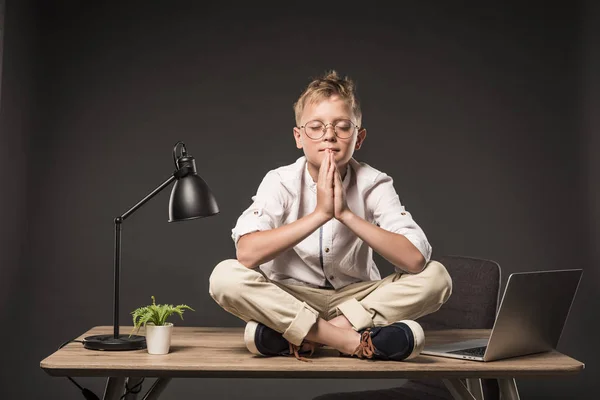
[209,70,452,362]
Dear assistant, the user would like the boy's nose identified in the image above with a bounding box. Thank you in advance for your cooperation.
[322,125,337,140]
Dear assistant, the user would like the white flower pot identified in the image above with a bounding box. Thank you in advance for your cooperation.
[145,323,173,355]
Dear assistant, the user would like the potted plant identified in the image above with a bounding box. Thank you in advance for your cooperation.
[130,296,195,355]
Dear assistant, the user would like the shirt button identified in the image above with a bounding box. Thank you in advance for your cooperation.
[325,247,330,253]
[253,211,258,215]
[329,275,334,280]
[401,212,406,215]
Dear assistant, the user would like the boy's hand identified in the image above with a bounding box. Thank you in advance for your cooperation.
[333,162,351,221]
[315,150,335,220]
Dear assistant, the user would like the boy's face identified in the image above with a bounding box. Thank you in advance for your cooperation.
[293,95,366,172]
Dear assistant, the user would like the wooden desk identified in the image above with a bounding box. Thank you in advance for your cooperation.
[40,326,584,400]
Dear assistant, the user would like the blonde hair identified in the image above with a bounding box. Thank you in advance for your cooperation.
[293,70,362,127]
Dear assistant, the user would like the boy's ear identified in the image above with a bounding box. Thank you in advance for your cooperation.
[355,128,367,150]
[293,127,303,149]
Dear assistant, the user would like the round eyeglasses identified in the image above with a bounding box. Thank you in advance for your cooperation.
[299,119,359,140]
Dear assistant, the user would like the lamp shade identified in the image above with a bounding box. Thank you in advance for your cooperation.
[168,154,219,222]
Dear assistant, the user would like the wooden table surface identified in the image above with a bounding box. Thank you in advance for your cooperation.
[40,326,584,379]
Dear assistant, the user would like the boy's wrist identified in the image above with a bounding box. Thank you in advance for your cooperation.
[336,209,355,224]
[312,210,332,225]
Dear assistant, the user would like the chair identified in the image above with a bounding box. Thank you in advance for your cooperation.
[313,255,502,400]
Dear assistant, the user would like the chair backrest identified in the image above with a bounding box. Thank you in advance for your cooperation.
[417,255,501,330]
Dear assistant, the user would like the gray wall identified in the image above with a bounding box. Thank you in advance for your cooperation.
[0,0,5,104]
[1,1,597,399]
[581,0,600,396]
[0,0,35,333]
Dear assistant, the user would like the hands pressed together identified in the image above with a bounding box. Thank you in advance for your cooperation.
[315,149,352,222]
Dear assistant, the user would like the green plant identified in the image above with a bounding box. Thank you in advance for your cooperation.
[130,296,195,336]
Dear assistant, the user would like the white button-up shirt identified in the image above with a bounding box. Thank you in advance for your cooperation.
[231,156,432,289]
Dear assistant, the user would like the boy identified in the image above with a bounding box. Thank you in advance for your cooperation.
[209,71,452,362]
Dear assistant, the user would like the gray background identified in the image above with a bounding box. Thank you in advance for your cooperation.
[1,1,598,399]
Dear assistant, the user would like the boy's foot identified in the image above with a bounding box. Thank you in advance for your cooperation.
[348,320,425,361]
[244,320,317,362]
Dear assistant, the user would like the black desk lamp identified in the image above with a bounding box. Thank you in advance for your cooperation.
[83,141,219,351]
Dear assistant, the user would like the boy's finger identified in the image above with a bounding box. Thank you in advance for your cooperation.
[322,151,329,176]
[332,167,338,188]
[320,150,328,169]
[318,151,329,182]
[334,166,342,186]
[327,153,335,186]
[331,152,336,174]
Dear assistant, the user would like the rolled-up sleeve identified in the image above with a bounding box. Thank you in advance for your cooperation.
[231,171,288,249]
[368,173,432,264]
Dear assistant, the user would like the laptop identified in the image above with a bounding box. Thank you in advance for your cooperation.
[421,269,583,362]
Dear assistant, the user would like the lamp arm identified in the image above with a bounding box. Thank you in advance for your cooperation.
[118,174,177,222]
[117,165,193,221]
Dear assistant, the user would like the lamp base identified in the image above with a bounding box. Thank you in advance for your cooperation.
[83,334,147,351]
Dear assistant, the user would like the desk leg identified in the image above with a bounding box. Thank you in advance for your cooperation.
[103,377,126,400]
[442,379,477,400]
[498,378,520,400]
[141,378,171,400]
[466,379,484,400]
[124,377,144,400]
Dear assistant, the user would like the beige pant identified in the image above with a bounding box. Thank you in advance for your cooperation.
[209,259,452,346]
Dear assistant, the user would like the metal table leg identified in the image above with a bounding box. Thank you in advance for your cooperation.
[466,378,484,400]
[498,378,520,400]
[141,378,171,400]
[443,379,477,400]
[103,377,126,400]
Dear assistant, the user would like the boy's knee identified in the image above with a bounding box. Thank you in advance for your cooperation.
[421,260,453,303]
[208,259,246,302]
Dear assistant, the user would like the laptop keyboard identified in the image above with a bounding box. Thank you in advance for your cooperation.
[448,346,487,357]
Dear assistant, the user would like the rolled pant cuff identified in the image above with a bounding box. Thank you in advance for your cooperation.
[282,302,319,346]
[336,298,373,331]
